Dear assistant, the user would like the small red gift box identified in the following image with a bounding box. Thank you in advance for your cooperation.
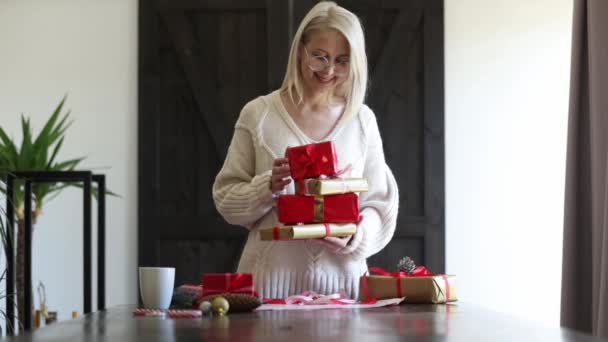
[277,193,359,224]
[201,273,257,297]
[287,141,339,180]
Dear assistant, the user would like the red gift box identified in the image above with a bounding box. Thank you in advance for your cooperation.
[287,141,339,180]
[277,193,359,224]
[201,273,257,297]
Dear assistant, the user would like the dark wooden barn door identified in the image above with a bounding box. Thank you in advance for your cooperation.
[293,0,445,272]
[139,0,444,287]
[138,0,291,285]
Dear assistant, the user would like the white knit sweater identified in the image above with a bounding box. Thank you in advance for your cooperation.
[212,90,399,299]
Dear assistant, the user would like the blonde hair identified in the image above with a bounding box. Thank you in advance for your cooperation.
[280,1,368,121]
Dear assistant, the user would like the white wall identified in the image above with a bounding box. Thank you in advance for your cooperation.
[0,0,138,322]
[445,0,572,327]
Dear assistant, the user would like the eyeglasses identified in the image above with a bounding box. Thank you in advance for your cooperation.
[303,45,350,77]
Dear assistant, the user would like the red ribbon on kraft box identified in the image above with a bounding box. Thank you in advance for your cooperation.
[360,266,451,303]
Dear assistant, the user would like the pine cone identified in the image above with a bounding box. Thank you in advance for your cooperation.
[199,293,261,313]
[397,256,416,273]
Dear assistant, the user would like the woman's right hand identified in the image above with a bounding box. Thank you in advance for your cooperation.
[270,157,291,193]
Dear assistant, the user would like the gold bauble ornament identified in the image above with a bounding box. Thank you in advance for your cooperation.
[212,296,230,316]
[199,293,261,313]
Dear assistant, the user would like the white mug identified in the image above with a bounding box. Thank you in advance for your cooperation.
[139,267,175,309]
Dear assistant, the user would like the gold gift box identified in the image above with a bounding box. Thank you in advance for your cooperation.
[359,275,457,304]
[260,223,357,241]
[295,178,369,195]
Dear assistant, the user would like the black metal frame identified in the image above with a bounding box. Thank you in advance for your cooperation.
[4,171,106,334]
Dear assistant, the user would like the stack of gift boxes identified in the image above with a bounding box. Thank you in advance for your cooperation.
[260,141,369,241]
[254,141,458,304]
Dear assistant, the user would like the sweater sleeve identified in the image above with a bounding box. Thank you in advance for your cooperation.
[212,101,274,229]
[336,108,399,259]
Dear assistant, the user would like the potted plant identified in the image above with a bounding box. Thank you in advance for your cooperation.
[0,96,111,326]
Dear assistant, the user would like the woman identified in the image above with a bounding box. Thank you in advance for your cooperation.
[212,1,398,299]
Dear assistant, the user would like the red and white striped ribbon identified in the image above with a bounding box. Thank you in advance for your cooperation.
[132,308,202,318]
[283,291,356,305]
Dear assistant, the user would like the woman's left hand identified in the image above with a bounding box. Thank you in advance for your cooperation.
[312,235,352,253]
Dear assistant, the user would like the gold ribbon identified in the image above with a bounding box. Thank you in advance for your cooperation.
[314,195,324,222]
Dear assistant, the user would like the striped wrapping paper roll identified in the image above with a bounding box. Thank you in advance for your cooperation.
[132,308,202,318]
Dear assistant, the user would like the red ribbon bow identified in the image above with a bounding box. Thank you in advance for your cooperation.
[368,266,434,278]
[290,144,330,180]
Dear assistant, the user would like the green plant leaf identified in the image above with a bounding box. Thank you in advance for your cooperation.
[0,125,16,150]
[47,110,72,144]
[40,111,73,165]
[0,125,21,175]
[0,133,19,174]
[33,95,66,148]
[45,136,64,170]
[40,183,70,203]
[53,182,121,200]
[0,96,119,213]
[33,183,52,208]
[0,148,15,169]
[18,115,35,169]
[51,157,84,171]
[33,107,70,171]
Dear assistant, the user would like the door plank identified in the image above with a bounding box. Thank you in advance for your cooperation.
[162,11,231,160]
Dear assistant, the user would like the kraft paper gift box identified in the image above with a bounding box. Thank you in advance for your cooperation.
[359,268,457,304]
[295,178,369,196]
